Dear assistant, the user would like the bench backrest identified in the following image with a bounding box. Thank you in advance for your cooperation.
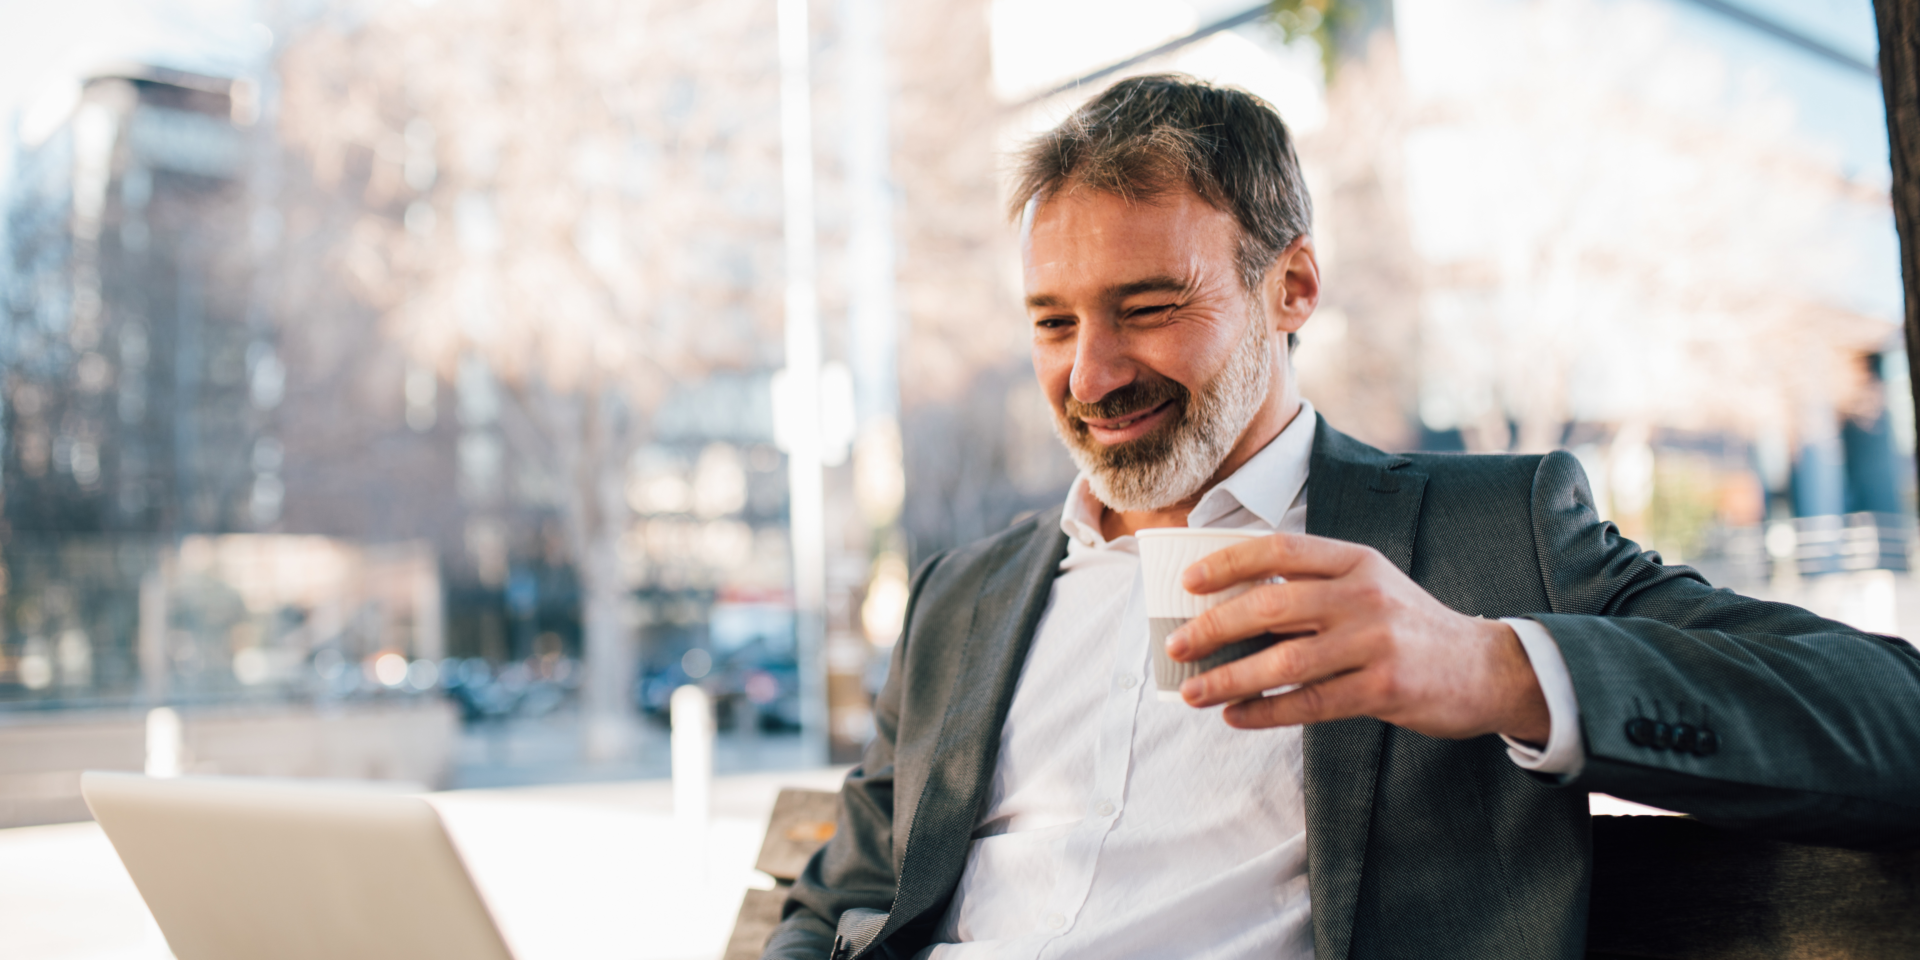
[724,788,842,960]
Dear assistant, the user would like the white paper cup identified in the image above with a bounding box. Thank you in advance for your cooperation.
[1137,528,1282,703]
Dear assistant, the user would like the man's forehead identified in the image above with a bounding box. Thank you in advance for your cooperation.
[1021,188,1235,301]
[1023,185,1226,241]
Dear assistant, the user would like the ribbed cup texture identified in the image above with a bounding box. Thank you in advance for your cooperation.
[1137,528,1266,617]
[1136,529,1280,701]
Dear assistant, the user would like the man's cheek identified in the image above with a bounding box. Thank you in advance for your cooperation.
[1032,362,1072,408]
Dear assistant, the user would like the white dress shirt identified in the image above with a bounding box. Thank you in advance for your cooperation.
[926,403,1582,960]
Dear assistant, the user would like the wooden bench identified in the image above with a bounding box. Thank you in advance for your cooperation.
[724,788,843,960]
[726,790,1920,959]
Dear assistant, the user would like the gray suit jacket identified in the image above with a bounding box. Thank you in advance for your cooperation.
[765,417,1920,960]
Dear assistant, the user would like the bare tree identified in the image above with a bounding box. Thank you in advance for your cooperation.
[1368,0,1895,462]
[275,0,790,753]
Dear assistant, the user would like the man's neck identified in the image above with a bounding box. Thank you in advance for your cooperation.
[1098,390,1302,541]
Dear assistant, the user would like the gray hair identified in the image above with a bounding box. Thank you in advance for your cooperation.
[1009,74,1314,298]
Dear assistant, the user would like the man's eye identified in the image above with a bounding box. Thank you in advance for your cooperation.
[1035,316,1074,330]
[1128,303,1176,318]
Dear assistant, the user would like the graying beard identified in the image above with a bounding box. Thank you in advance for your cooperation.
[1063,316,1271,513]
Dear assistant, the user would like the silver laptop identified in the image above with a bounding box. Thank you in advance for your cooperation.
[81,771,516,960]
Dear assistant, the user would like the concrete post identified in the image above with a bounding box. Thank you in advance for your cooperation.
[138,557,170,705]
[671,684,714,833]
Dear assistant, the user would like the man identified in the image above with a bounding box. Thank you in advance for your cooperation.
[764,75,1920,960]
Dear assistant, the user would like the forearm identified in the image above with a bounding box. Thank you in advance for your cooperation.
[1525,449,1920,847]
[1539,610,1920,848]
[762,908,838,960]
[1499,617,1585,778]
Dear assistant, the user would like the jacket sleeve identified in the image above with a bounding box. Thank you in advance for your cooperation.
[761,552,946,959]
[1523,450,1920,849]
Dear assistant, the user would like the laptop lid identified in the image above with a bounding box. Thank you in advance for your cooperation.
[81,771,515,960]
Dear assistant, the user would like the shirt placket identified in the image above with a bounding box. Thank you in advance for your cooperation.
[1029,562,1150,960]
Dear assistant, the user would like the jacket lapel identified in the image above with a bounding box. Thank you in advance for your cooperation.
[883,518,1069,944]
[1302,415,1428,960]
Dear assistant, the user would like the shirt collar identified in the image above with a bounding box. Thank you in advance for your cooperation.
[1190,399,1316,530]
[1059,400,1317,548]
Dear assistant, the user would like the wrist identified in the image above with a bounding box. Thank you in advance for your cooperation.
[1485,619,1551,743]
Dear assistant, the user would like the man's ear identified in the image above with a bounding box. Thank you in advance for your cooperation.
[1263,236,1319,338]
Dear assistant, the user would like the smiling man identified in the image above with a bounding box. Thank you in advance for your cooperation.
[763,75,1920,960]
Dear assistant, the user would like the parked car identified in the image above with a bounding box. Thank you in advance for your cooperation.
[636,601,799,731]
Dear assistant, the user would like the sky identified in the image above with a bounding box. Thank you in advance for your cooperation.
[991,0,1889,176]
[0,0,264,193]
[1663,0,1888,179]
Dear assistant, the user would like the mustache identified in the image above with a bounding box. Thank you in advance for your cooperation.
[1063,377,1189,428]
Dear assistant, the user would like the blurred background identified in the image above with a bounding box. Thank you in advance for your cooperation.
[0,0,1905,826]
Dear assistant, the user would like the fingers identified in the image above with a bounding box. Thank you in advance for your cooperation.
[1219,669,1374,729]
[1179,628,1372,707]
[1167,579,1347,660]
[1181,532,1369,595]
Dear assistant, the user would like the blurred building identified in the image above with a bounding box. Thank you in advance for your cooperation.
[3,66,260,539]
[0,66,264,710]
[0,66,461,821]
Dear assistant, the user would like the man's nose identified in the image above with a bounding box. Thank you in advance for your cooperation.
[1069,321,1133,405]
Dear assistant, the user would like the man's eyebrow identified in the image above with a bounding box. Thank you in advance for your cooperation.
[1025,275,1194,310]
[1109,275,1194,299]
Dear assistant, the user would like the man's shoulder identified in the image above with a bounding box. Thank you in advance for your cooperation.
[1397,449,1554,483]
[1395,450,1596,527]
[1314,416,1568,488]
[1315,418,1584,494]
[1315,422,1598,537]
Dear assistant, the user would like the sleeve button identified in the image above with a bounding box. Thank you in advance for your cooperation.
[1625,717,1655,746]
[1670,723,1697,753]
[1651,721,1674,750]
[1693,729,1719,756]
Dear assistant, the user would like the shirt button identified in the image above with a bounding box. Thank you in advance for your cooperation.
[1118,675,1137,689]
[1096,800,1116,817]
[1045,913,1066,929]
